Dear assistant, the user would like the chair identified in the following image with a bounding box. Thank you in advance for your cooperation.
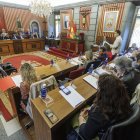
[26,75,58,118]
[131,83,140,105]
[58,67,85,85]
[102,103,140,140]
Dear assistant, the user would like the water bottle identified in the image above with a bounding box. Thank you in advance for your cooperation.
[66,54,70,62]
[88,64,94,74]
[41,83,47,99]
[50,59,54,66]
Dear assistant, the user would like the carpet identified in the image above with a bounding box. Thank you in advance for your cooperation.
[2,51,63,69]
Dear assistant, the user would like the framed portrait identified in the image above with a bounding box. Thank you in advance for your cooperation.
[103,11,119,32]
[63,15,70,29]
[60,9,73,31]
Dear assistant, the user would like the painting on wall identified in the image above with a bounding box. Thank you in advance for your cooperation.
[103,11,119,32]
[60,9,73,32]
[63,15,70,29]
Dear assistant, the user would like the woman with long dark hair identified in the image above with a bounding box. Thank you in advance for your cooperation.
[78,74,131,140]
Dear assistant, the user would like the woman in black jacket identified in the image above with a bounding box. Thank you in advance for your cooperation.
[79,74,131,140]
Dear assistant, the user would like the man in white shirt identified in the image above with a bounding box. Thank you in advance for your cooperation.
[110,30,122,55]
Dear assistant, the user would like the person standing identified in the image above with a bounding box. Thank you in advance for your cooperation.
[110,30,122,56]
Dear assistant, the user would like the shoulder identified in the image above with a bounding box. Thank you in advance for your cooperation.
[89,106,107,123]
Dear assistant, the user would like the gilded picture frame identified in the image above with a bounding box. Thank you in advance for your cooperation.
[103,11,119,32]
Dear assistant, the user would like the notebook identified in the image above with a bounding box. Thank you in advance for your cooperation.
[59,86,85,108]
[83,75,98,89]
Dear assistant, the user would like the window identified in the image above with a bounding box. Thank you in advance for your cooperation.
[55,15,60,38]
[129,9,140,48]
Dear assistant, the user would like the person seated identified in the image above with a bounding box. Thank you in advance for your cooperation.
[132,53,140,72]
[1,28,10,40]
[127,43,138,53]
[81,51,93,68]
[20,63,38,113]
[114,56,140,99]
[49,32,55,38]
[32,32,39,39]
[78,74,131,140]
[105,44,113,61]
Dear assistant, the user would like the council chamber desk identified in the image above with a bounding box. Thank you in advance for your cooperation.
[8,60,78,117]
[31,74,97,140]
[0,39,45,56]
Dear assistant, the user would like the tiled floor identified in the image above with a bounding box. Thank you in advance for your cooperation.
[0,118,28,140]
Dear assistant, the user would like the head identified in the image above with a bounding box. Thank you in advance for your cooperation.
[114,56,132,76]
[100,47,106,53]
[20,63,37,85]
[85,51,93,60]
[95,74,131,118]
[2,28,6,33]
[136,53,140,63]
[114,30,121,38]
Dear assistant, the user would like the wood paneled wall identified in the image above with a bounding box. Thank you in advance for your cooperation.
[0,6,6,29]
[2,6,47,32]
[96,3,125,45]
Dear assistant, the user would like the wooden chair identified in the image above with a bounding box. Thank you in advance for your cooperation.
[8,75,58,140]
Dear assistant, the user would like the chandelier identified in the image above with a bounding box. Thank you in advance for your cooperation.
[30,0,53,17]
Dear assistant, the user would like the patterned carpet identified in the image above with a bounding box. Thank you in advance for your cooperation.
[2,51,64,69]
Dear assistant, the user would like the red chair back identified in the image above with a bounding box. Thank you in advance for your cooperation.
[69,67,85,80]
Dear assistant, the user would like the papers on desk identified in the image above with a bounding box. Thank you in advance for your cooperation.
[11,75,22,87]
[109,63,115,68]
[59,86,85,108]
[70,61,78,66]
[83,75,98,89]
[71,57,84,65]
[94,68,110,75]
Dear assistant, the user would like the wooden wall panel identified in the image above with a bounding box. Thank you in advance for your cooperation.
[0,6,6,29]
[2,6,47,32]
[96,3,125,45]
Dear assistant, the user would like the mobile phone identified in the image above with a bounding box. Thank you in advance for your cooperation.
[44,109,59,124]
[59,85,71,95]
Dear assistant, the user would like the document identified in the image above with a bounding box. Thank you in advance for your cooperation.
[59,86,85,108]
[72,57,84,65]
[11,75,22,87]
[83,75,98,89]
[94,68,110,75]
[109,63,115,68]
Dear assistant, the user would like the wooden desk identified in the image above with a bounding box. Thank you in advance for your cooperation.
[31,74,97,140]
[35,61,78,79]
[0,39,45,56]
[60,38,85,54]
[0,40,14,56]
[8,60,78,116]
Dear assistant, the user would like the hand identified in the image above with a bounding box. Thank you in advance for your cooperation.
[79,108,89,118]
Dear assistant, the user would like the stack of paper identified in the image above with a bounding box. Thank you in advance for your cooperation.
[83,75,98,89]
[94,68,109,75]
[59,86,85,108]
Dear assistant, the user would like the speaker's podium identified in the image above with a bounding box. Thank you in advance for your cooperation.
[60,38,85,54]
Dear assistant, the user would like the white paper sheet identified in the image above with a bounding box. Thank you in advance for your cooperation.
[71,57,84,65]
[83,75,98,89]
[109,63,115,68]
[94,68,110,75]
[11,75,22,87]
[59,86,85,108]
